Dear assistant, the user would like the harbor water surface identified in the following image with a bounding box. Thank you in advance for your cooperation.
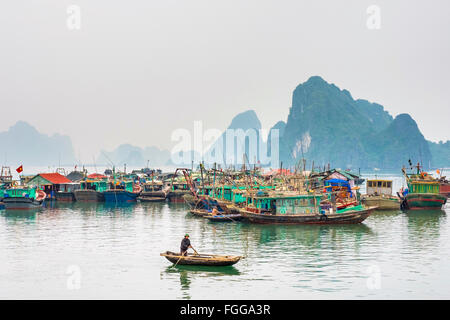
[1,172,449,299]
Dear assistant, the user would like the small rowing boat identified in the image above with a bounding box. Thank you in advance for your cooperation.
[189,209,211,217]
[160,251,243,266]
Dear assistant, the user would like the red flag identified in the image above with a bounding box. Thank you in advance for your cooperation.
[16,165,23,173]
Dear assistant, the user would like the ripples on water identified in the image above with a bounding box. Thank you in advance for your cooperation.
[0,174,449,299]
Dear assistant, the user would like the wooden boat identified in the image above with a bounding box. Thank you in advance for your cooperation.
[239,193,375,224]
[362,195,400,210]
[140,180,166,198]
[439,180,450,198]
[206,214,242,222]
[160,251,243,266]
[103,182,142,203]
[240,205,376,224]
[189,209,212,217]
[138,196,166,202]
[2,187,46,210]
[400,166,447,210]
[362,179,400,210]
[74,179,107,202]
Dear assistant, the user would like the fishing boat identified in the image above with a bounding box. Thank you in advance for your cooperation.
[2,187,46,210]
[206,214,242,222]
[74,178,108,202]
[399,164,447,210]
[166,181,192,203]
[239,193,375,224]
[361,179,400,210]
[439,178,450,198]
[160,251,243,266]
[103,180,142,203]
[189,208,212,217]
[140,180,166,198]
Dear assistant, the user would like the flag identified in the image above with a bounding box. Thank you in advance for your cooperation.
[437,169,440,175]
[16,165,23,173]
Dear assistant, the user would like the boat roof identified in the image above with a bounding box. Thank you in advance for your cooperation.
[32,173,72,184]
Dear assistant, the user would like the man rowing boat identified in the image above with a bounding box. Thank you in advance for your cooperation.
[180,234,193,256]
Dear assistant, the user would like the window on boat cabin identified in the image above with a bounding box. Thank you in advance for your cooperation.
[377,181,382,187]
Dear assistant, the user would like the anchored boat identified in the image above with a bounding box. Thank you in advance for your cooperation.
[239,192,375,224]
[74,178,107,202]
[2,187,46,210]
[103,180,142,203]
[399,164,447,210]
[362,179,400,210]
[160,251,243,266]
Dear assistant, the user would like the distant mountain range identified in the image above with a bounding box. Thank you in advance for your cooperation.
[0,121,76,166]
[1,77,448,170]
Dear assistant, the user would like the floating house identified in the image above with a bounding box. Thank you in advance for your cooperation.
[27,173,77,201]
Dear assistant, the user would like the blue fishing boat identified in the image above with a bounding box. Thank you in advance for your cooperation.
[103,180,142,203]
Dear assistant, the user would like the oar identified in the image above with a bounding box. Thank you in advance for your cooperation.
[170,255,183,269]
[192,247,199,255]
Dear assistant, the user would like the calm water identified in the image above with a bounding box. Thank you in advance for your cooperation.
[1,173,449,299]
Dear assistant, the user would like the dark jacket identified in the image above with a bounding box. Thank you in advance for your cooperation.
[181,238,191,251]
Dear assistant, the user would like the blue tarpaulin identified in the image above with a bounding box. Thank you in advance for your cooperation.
[324,179,352,196]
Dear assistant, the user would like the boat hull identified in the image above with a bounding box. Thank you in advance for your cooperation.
[141,191,166,198]
[206,214,242,222]
[362,196,400,210]
[167,191,191,203]
[3,197,44,210]
[55,192,76,202]
[160,251,242,266]
[138,196,166,202]
[240,207,375,224]
[440,183,450,198]
[103,190,139,203]
[74,190,104,202]
[404,193,447,210]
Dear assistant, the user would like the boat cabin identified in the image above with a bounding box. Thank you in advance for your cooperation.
[366,179,393,196]
[142,181,163,192]
[407,180,440,194]
[108,180,134,192]
[80,179,108,192]
[3,187,37,199]
[246,194,322,215]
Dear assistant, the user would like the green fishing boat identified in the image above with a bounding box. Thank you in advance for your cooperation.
[2,186,47,210]
[239,192,375,224]
[74,176,108,202]
[399,164,447,210]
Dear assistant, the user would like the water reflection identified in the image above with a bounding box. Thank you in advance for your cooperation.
[163,265,241,299]
[405,210,446,249]
[238,223,374,248]
[0,210,38,222]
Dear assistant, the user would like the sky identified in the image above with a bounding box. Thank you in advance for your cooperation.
[1,0,449,162]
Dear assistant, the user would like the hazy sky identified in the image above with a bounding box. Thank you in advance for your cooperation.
[1,0,449,162]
